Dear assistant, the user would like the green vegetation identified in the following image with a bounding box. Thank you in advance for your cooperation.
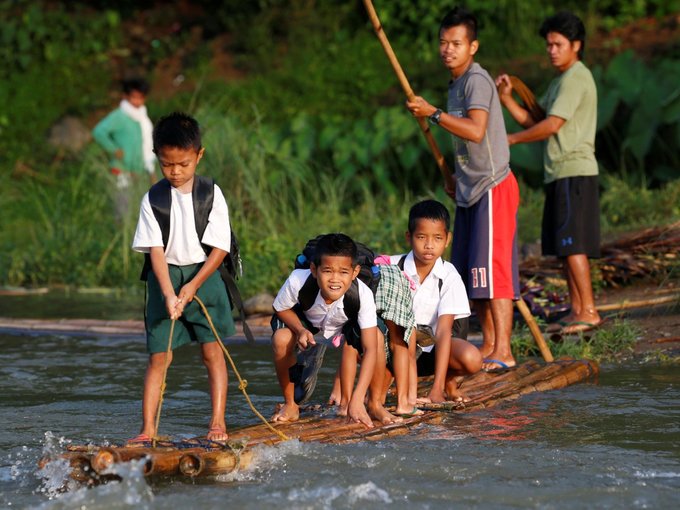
[511,317,639,363]
[1,0,679,299]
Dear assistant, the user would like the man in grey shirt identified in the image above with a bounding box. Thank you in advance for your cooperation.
[407,6,520,372]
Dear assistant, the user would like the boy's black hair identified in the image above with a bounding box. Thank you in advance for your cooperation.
[312,233,358,267]
[122,78,150,95]
[439,6,478,42]
[153,112,202,152]
[539,11,586,60]
[408,200,451,232]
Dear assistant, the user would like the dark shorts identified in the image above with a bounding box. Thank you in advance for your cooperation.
[415,317,469,376]
[452,172,520,300]
[343,316,388,355]
[270,305,320,336]
[542,176,601,258]
[145,263,235,354]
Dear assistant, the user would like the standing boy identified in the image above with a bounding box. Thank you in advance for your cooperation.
[271,233,398,428]
[496,12,603,335]
[130,112,235,443]
[387,200,481,403]
[93,78,157,218]
[406,7,520,370]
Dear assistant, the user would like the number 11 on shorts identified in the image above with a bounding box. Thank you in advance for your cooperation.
[471,267,487,288]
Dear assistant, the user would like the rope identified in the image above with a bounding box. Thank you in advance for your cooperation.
[193,295,290,442]
[504,75,546,123]
[152,318,175,448]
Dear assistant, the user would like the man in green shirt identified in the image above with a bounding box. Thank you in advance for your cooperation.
[496,12,603,335]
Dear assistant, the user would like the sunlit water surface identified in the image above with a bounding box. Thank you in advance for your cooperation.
[0,294,678,509]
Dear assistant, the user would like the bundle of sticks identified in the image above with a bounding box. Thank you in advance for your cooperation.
[520,221,680,288]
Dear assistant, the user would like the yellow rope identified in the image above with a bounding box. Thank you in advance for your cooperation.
[152,318,175,448]
[193,296,289,442]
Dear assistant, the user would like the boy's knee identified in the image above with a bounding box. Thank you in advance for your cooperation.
[272,328,293,353]
[148,351,172,368]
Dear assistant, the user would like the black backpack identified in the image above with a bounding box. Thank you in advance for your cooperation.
[294,235,381,323]
[140,175,255,344]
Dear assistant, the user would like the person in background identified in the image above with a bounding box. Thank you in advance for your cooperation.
[93,77,157,218]
[496,11,603,335]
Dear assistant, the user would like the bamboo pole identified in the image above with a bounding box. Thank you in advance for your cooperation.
[515,298,554,362]
[362,0,455,190]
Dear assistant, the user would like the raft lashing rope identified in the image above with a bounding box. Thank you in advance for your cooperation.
[152,296,289,444]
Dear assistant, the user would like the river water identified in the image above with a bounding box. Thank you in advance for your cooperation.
[0,293,678,509]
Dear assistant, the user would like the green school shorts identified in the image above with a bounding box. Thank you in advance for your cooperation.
[145,263,236,353]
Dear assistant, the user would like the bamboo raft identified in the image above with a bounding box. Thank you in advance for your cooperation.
[40,357,598,485]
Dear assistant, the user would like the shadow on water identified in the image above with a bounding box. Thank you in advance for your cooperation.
[0,292,679,508]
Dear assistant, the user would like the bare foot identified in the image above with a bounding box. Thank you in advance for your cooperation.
[368,403,404,424]
[427,390,447,404]
[560,315,605,335]
[271,402,299,422]
[327,393,341,406]
[445,388,470,403]
[336,403,348,417]
[207,426,228,442]
[415,396,432,405]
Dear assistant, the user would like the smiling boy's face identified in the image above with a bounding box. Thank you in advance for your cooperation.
[406,218,452,269]
[310,255,360,304]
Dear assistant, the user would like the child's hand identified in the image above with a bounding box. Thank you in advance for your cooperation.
[177,283,198,307]
[166,295,184,320]
[348,400,374,429]
[296,329,316,350]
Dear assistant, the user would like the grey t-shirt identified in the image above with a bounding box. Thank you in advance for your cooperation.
[447,62,511,207]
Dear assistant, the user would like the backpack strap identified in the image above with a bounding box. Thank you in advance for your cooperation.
[298,274,320,311]
[398,254,442,293]
[140,179,172,281]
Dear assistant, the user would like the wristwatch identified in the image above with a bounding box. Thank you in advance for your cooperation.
[429,108,443,125]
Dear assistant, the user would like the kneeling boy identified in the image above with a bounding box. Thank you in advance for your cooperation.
[389,200,482,402]
[271,233,395,427]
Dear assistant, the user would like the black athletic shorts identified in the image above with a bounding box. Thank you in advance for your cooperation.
[542,175,601,258]
[415,317,469,377]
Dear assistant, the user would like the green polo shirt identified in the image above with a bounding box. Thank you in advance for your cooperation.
[540,60,599,183]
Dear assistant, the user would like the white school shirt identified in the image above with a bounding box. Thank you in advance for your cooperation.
[273,268,377,339]
[390,252,470,351]
[132,184,231,265]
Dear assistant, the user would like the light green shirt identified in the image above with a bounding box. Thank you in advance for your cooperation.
[92,108,146,174]
[541,60,598,183]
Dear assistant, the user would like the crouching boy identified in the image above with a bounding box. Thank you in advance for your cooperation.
[271,233,396,428]
[390,200,482,403]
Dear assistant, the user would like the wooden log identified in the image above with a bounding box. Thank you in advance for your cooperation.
[178,449,254,477]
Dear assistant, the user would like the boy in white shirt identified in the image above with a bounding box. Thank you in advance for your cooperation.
[271,233,397,427]
[130,112,235,444]
[389,200,482,403]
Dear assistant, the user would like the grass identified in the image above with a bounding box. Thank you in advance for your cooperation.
[511,316,640,363]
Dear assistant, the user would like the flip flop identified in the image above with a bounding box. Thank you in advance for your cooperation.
[483,359,511,372]
[398,407,424,418]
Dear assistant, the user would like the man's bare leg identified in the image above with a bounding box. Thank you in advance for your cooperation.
[479,298,516,370]
[136,351,173,440]
[475,300,495,359]
[561,254,602,333]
